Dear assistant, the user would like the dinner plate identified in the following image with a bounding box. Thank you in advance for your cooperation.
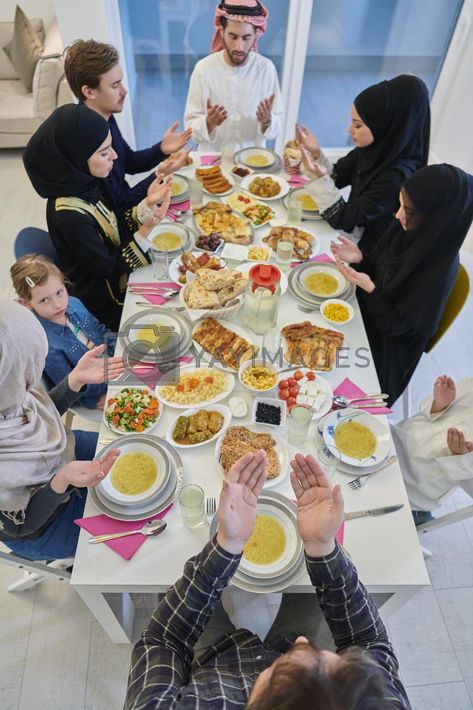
[192,318,258,372]
[156,364,235,409]
[214,424,289,489]
[119,308,193,364]
[147,222,192,254]
[89,436,184,521]
[201,169,235,197]
[222,191,275,228]
[298,264,347,299]
[263,225,321,263]
[288,266,356,307]
[237,262,288,295]
[240,173,290,201]
[98,439,171,506]
[103,386,163,435]
[283,188,323,221]
[315,419,392,476]
[276,368,333,421]
[322,408,391,468]
[168,251,226,286]
[170,174,190,203]
[235,147,278,170]
[165,404,232,449]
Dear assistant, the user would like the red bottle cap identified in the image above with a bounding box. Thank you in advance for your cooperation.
[249,264,281,293]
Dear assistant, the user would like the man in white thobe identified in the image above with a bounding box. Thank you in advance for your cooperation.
[184,0,284,151]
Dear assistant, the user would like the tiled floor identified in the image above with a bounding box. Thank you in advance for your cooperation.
[0,149,472,709]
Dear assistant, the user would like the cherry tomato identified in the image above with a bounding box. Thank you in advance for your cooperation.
[279,389,290,400]
[289,386,299,398]
[306,371,316,381]
[279,380,289,389]
[288,402,296,412]
[287,396,297,407]
[288,377,296,387]
[294,370,303,381]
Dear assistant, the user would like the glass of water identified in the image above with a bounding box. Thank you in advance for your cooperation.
[276,240,294,271]
[288,405,313,446]
[189,179,203,207]
[149,248,169,281]
[317,444,341,482]
[179,484,206,529]
[221,142,235,172]
[286,195,303,227]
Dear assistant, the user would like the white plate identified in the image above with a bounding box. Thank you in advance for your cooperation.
[170,174,190,202]
[240,502,300,578]
[263,225,320,262]
[322,408,391,468]
[214,424,289,489]
[147,222,190,252]
[121,309,185,361]
[223,191,275,228]
[238,147,277,169]
[238,262,288,295]
[299,264,347,298]
[156,364,235,409]
[103,386,163,435]
[97,439,171,506]
[201,169,235,197]
[165,404,232,449]
[168,251,226,286]
[276,369,333,421]
[240,174,290,201]
[192,318,259,371]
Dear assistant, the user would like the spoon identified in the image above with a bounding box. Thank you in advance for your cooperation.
[88,519,167,544]
[333,393,388,408]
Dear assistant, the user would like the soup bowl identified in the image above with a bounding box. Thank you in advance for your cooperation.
[322,408,390,468]
[300,265,346,298]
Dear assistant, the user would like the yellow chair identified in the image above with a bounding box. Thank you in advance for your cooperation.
[426,263,470,351]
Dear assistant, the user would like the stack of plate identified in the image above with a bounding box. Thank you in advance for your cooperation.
[210,491,305,593]
[148,222,196,258]
[283,187,322,221]
[288,261,356,310]
[170,174,190,204]
[320,408,392,476]
[119,307,193,364]
[234,147,282,174]
[90,436,184,521]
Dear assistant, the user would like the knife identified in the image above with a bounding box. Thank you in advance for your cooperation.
[344,504,404,520]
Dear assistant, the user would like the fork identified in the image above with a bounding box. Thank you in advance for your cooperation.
[347,455,397,491]
[206,496,217,524]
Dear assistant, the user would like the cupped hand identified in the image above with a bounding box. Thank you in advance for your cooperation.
[139,190,172,237]
[290,454,344,557]
[447,428,473,455]
[68,346,125,391]
[216,449,268,554]
[146,174,173,207]
[295,124,321,159]
[431,375,456,413]
[52,449,120,493]
[256,93,275,130]
[300,146,327,178]
[160,120,193,155]
[330,235,363,264]
[335,256,375,293]
[206,98,228,133]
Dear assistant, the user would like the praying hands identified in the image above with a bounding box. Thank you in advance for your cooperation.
[256,93,275,132]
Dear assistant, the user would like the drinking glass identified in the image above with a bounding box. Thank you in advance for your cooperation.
[189,179,203,207]
[149,248,169,280]
[276,240,294,271]
[286,195,303,227]
[287,405,313,446]
[179,484,206,529]
[262,328,283,364]
[317,444,341,482]
[221,142,235,172]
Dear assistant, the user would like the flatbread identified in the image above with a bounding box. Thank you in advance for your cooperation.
[196,268,235,291]
[185,281,220,309]
[218,277,247,306]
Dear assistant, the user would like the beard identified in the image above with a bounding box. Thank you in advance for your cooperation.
[222,37,252,66]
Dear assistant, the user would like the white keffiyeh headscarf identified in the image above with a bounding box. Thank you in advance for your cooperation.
[0,301,70,512]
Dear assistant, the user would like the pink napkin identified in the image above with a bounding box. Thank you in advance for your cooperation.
[131,355,194,388]
[129,281,181,305]
[167,199,190,220]
[291,252,333,268]
[200,154,221,166]
[287,175,310,186]
[333,378,392,415]
[75,505,172,560]
[336,522,344,545]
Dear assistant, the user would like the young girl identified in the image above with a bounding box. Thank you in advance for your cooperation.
[11,254,116,410]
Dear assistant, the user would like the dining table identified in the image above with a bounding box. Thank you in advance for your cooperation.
[71,151,429,643]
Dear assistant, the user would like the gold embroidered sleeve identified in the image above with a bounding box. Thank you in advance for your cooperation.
[124,206,140,234]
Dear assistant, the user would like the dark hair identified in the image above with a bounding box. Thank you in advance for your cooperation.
[64,39,119,100]
[246,648,395,710]
[219,16,256,31]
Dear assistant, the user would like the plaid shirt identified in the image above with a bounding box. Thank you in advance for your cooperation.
[125,537,410,709]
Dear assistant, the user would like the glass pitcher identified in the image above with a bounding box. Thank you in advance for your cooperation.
[242,264,282,335]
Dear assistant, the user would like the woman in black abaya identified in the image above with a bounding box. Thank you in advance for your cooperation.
[23,104,171,331]
[298,75,430,253]
[331,164,473,406]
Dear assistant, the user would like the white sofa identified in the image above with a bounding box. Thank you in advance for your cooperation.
[0,17,72,148]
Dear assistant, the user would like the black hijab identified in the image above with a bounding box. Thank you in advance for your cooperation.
[374,164,473,337]
[23,103,109,204]
[351,75,430,198]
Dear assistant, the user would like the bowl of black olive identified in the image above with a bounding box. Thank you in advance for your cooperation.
[252,397,287,428]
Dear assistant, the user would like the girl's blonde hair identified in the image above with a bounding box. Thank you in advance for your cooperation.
[10,254,69,301]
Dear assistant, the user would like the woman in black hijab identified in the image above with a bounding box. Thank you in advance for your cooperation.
[331,164,473,406]
[23,104,171,331]
[298,75,430,253]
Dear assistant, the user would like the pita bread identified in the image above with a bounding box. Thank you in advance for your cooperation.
[218,277,247,306]
[185,281,220,309]
[196,268,235,291]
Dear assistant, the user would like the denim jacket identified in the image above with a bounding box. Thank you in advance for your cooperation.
[37,296,117,409]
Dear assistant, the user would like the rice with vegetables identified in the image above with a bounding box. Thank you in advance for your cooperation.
[159,368,227,404]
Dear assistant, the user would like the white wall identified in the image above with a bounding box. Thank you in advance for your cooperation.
[0,0,55,25]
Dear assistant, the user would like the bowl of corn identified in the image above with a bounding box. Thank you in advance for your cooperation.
[320,299,354,326]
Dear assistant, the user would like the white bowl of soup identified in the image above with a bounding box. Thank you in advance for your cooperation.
[98,442,171,505]
[322,409,391,468]
[240,503,300,577]
[149,222,188,252]
[300,265,346,298]
[295,191,319,212]
[239,147,276,169]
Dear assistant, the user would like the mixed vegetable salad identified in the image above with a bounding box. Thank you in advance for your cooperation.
[105,388,160,432]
